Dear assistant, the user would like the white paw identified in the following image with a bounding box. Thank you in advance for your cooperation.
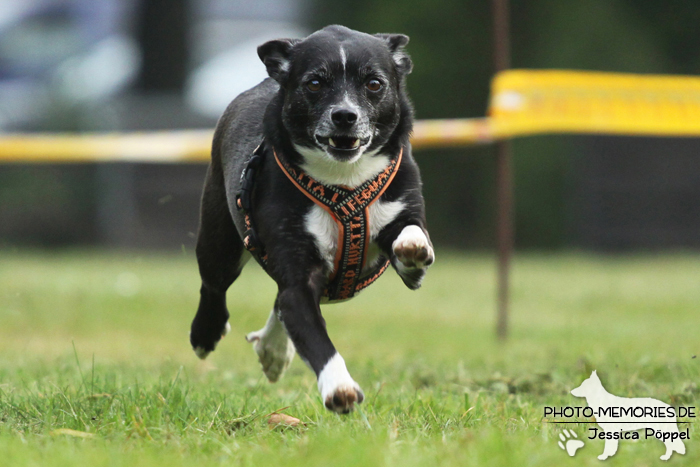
[392,225,434,269]
[317,354,364,414]
[246,310,295,383]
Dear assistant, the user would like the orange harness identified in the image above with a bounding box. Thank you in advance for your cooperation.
[237,143,402,301]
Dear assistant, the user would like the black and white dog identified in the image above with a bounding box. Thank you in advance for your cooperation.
[189,25,434,413]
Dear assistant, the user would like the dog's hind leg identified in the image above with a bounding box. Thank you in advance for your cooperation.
[245,308,296,382]
[190,162,247,359]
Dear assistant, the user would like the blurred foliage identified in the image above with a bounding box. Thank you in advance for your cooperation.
[309,0,700,248]
[0,166,97,247]
[0,164,97,247]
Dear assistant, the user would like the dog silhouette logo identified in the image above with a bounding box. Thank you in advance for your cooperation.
[571,370,686,461]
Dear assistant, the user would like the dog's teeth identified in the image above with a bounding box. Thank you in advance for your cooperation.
[329,138,337,148]
[351,139,359,149]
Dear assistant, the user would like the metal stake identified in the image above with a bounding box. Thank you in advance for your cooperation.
[492,0,513,340]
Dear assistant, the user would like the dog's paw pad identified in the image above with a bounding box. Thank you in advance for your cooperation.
[318,354,363,414]
[246,329,295,383]
[324,386,364,414]
[557,429,584,457]
[392,226,434,269]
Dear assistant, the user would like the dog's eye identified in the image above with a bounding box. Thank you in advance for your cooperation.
[306,80,322,92]
[366,79,382,92]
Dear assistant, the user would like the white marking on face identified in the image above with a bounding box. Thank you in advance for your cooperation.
[245,309,296,383]
[317,352,361,403]
[339,45,347,72]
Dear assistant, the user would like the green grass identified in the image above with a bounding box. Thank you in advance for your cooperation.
[0,250,698,466]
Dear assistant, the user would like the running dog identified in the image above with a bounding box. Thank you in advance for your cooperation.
[189,25,434,413]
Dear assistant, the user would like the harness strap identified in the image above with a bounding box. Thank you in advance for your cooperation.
[274,148,403,300]
[236,142,268,265]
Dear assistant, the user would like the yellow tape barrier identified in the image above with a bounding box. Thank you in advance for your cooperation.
[0,130,214,163]
[490,69,700,137]
[0,121,493,163]
[2,69,700,163]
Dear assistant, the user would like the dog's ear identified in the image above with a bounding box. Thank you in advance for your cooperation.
[375,33,413,75]
[258,38,299,83]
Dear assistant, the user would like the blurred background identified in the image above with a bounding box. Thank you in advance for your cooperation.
[1,0,699,251]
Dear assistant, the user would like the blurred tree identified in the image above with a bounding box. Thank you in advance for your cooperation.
[0,166,97,246]
[623,0,700,75]
[136,0,189,92]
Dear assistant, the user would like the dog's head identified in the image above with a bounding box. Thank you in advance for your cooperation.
[258,25,412,164]
[571,370,602,398]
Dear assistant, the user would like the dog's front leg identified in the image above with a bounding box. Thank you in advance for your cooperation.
[275,276,364,414]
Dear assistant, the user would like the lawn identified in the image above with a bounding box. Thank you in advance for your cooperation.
[0,250,698,466]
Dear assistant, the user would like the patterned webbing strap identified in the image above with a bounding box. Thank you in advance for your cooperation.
[274,148,403,301]
[236,143,268,265]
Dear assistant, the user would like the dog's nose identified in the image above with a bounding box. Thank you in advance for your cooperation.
[331,108,358,127]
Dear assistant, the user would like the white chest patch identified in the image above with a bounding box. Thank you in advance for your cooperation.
[304,198,406,274]
[294,144,390,187]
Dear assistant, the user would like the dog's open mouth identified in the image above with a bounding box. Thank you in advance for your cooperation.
[316,135,364,152]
